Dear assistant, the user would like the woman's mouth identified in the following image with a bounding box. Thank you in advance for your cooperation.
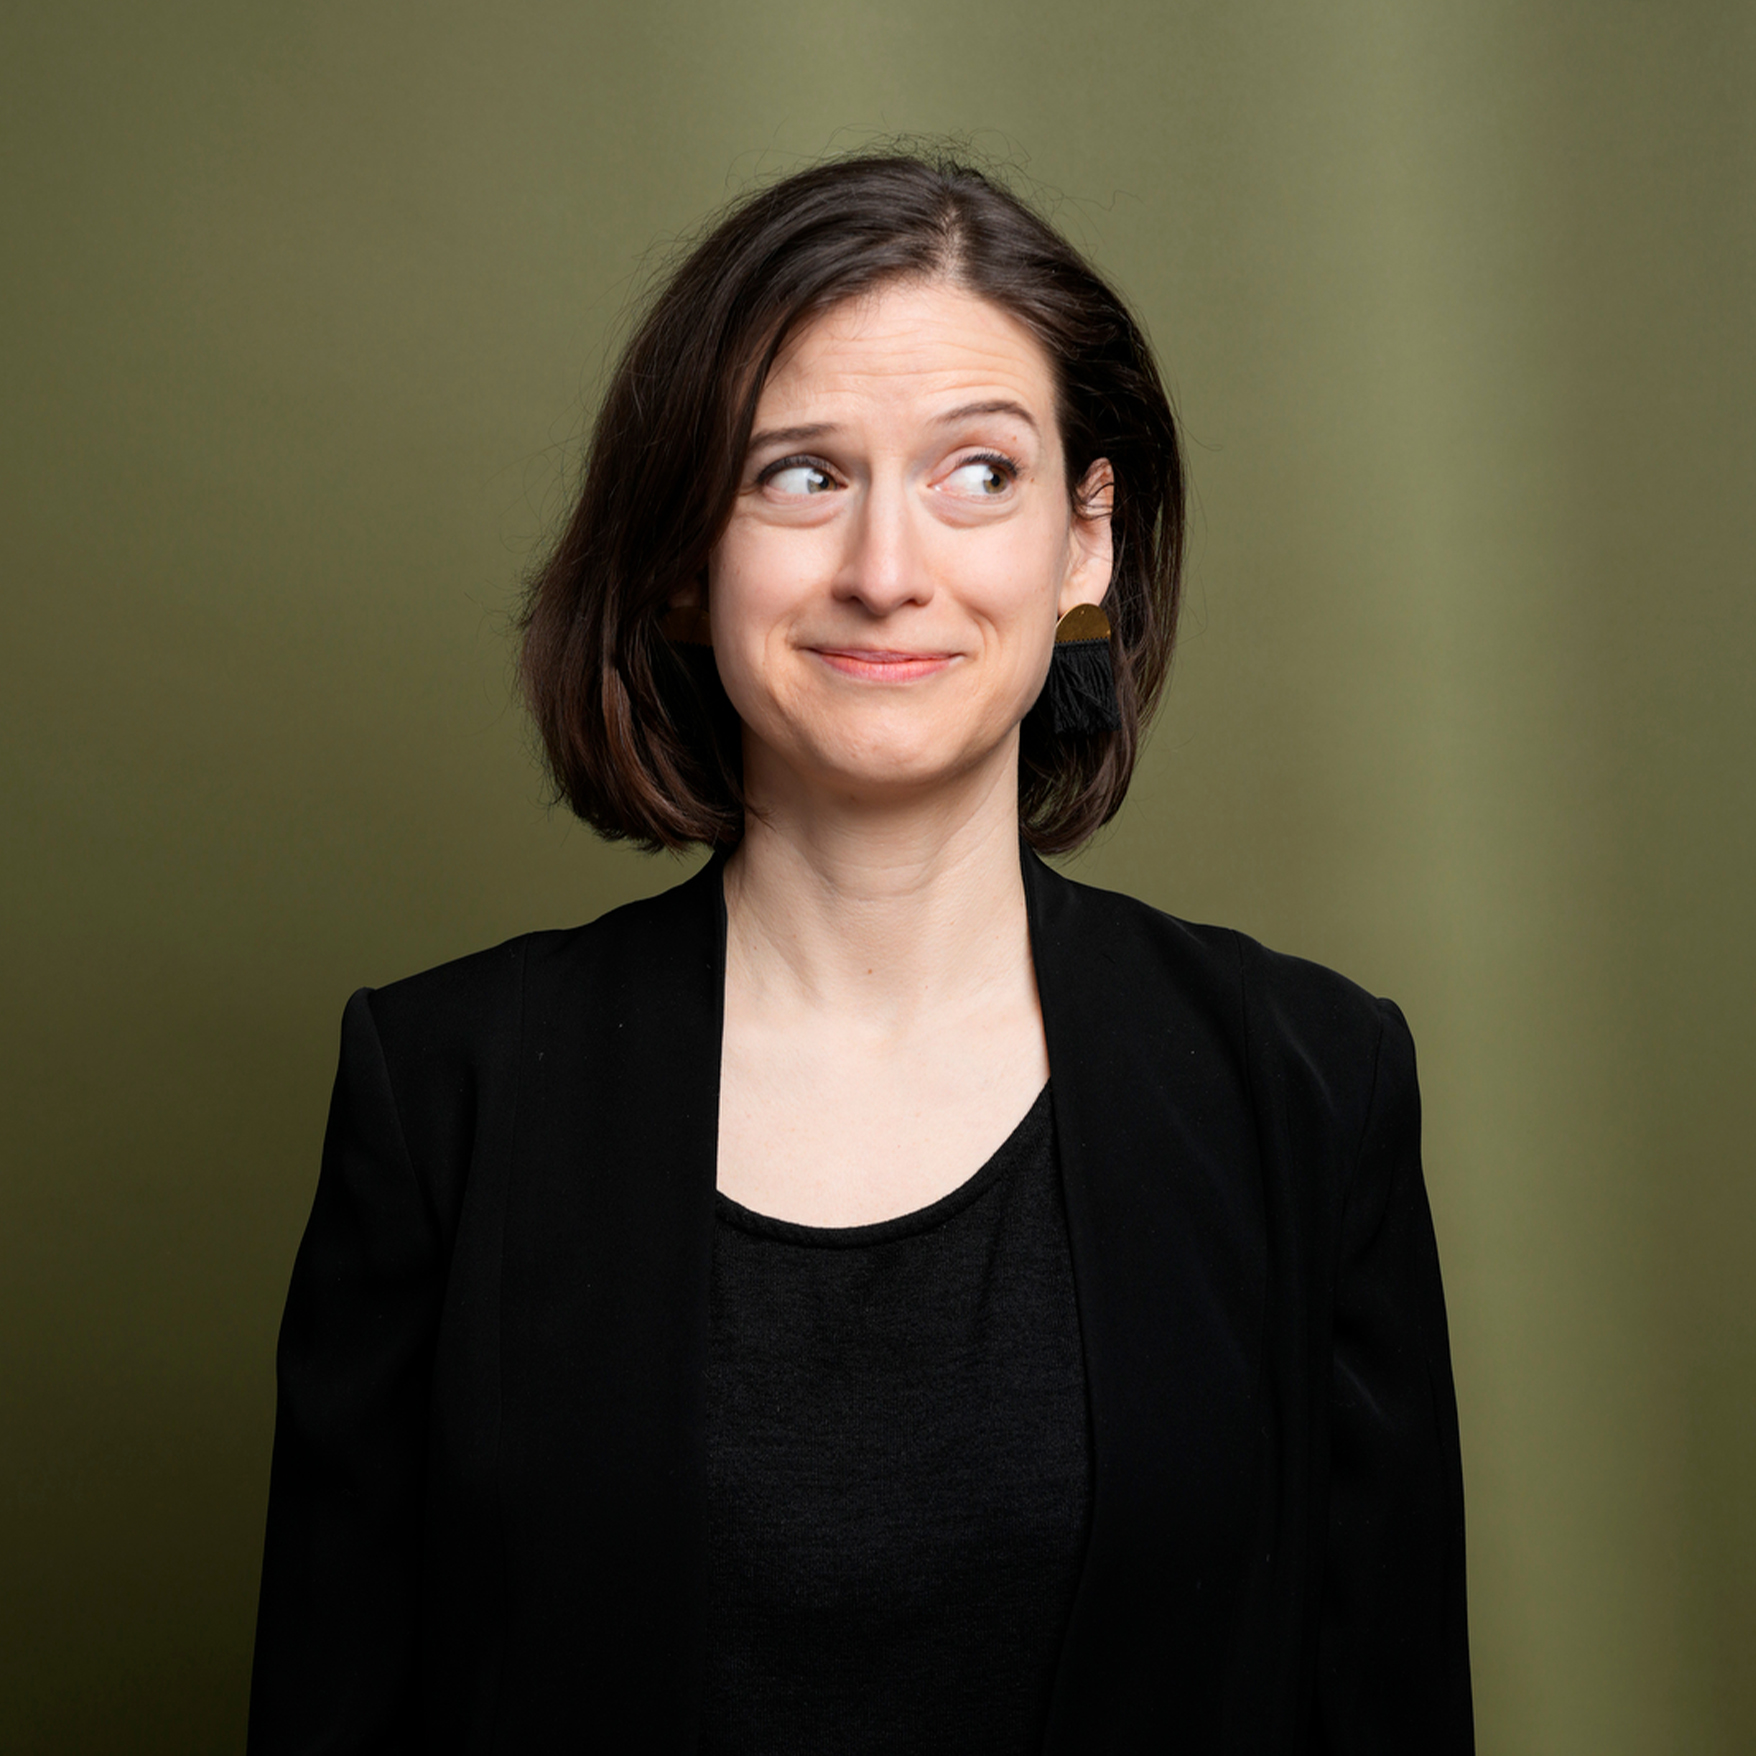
[811,648,957,683]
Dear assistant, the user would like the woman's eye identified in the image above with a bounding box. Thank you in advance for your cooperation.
[765,462,837,497]
[944,458,1013,497]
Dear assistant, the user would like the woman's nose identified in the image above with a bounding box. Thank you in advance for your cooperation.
[834,478,931,616]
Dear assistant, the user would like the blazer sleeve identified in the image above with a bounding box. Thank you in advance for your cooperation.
[1316,999,1474,1752]
[248,987,446,1755]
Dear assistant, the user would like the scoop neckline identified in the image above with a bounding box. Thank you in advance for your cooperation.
[714,1082,1053,1249]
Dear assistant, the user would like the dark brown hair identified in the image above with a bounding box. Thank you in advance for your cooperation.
[518,150,1185,853]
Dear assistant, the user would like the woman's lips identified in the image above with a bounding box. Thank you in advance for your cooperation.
[812,648,957,682]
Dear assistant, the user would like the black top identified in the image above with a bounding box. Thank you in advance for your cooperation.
[701,1085,1089,1754]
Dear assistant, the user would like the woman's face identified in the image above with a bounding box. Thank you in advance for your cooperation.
[706,277,1112,813]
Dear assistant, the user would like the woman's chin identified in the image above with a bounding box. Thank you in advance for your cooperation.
[772,737,1016,814]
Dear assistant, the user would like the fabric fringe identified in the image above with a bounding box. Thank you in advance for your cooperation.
[1043,637,1120,736]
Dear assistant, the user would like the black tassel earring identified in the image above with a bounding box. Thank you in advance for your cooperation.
[1042,603,1120,735]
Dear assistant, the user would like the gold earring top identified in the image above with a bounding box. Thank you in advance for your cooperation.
[1054,603,1111,643]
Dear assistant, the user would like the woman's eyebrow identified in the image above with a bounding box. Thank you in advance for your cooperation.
[748,401,1041,455]
[746,422,837,452]
[936,399,1040,433]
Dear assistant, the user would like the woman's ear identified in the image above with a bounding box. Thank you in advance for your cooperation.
[1060,458,1115,616]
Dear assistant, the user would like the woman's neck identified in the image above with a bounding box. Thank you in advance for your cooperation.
[722,748,1033,1029]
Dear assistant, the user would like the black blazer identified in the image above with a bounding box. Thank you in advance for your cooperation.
[249,850,1472,1752]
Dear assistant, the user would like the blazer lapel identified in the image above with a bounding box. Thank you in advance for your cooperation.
[494,855,727,1747]
[1025,851,1268,1750]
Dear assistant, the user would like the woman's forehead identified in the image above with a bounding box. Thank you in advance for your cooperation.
[756,280,1057,424]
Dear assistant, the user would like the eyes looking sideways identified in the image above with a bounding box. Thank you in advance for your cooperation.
[752,451,1024,507]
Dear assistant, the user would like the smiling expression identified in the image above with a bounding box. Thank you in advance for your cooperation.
[706,277,1113,810]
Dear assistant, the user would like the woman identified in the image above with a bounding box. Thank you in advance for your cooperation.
[249,153,1472,1753]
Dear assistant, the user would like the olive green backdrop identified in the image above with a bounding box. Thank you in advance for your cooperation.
[3,1,1751,1749]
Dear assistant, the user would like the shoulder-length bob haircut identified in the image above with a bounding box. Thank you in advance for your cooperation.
[519,150,1185,855]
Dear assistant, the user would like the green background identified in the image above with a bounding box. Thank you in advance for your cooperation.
[4,2,1751,1748]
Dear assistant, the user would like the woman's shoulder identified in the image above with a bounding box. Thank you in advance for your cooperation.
[360,859,722,1065]
[1032,857,1408,1106]
[1036,854,1395,1012]
[328,866,722,1216]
